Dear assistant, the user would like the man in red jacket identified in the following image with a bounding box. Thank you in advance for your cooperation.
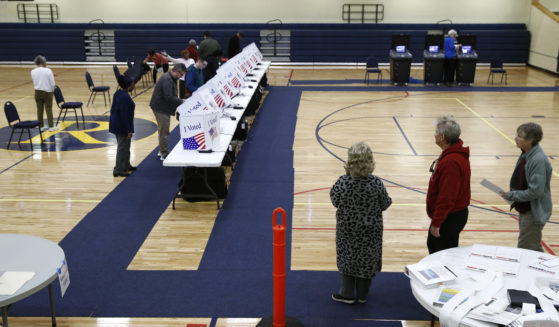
[426,116,471,254]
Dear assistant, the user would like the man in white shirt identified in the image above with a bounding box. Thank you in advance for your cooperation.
[31,55,57,131]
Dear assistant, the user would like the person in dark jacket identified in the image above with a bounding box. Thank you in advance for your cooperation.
[109,75,136,177]
[228,32,244,59]
[330,141,392,305]
[198,31,222,82]
[149,64,187,159]
[185,58,207,96]
[426,116,471,254]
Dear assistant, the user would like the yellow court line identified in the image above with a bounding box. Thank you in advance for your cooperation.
[0,199,99,203]
[454,97,559,179]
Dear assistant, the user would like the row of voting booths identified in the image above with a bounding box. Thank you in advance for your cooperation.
[389,33,478,86]
[178,42,263,150]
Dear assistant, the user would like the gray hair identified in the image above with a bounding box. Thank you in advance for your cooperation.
[447,29,458,37]
[172,63,187,73]
[435,116,461,145]
[34,55,46,65]
[189,39,196,46]
[344,141,375,178]
[517,122,543,146]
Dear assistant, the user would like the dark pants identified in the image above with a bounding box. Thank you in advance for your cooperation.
[179,79,187,99]
[339,273,374,301]
[427,207,468,254]
[203,55,220,82]
[152,63,169,83]
[114,134,131,174]
[444,58,456,84]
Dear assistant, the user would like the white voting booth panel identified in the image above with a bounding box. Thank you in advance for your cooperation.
[177,93,220,151]
[217,64,243,95]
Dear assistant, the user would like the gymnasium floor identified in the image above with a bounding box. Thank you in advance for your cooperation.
[1,64,559,326]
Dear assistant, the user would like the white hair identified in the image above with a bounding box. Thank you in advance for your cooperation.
[447,29,458,37]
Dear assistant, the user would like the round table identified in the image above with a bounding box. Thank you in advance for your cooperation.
[410,245,553,327]
[0,234,65,327]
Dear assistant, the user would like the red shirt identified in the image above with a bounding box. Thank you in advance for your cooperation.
[145,53,168,65]
[426,139,471,227]
[185,46,198,62]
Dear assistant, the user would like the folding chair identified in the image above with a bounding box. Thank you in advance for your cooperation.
[487,58,507,85]
[54,86,85,128]
[85,72,111,106]
[364,57,382,84]
[4,101,43,149]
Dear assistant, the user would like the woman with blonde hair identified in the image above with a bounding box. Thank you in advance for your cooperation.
[330,141,392,304]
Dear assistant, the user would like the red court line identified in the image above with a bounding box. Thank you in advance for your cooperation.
[294,184,403,196]
[550,245,559,247]
[293,227,519,232]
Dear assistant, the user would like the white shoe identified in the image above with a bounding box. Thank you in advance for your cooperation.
[40,127,49,132]
[48,127,58,132]
[157,151,162,157]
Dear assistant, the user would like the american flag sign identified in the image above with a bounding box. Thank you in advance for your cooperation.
[214,93,226,108]
[183,132,206,150]
[223,84,233,97]
[209,126,218,141]
[232,77,241,88]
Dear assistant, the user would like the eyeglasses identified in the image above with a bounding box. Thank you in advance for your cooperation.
[429,159,438,173]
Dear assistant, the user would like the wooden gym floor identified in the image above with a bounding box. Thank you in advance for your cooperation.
[0,63,558,326]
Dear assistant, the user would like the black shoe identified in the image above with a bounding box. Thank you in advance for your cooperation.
[331,294,355,304]
[113,172,130,177]
[128,166,137,171]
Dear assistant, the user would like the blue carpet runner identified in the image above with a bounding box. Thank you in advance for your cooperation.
[12,87,430,323]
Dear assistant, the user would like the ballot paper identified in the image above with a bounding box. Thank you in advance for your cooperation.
[0,271,35,295]
[480,178,513,204]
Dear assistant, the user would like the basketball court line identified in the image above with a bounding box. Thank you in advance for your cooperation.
[0,198,99,203]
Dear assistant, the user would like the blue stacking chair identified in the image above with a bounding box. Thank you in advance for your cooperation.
[85,72,111,106]
[487,58,507,85]
[4,101,43,149]
[364,57,382,84]
[54,86,85,128]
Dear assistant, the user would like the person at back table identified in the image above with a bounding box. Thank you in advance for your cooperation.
[143,48,169,84]
[198,31,222,82]
[31,55,56,131]
[426,116,470,254]
[109,75,136,177]
[501,122,552,252]
[330,142,392,305]
[228,32,244,59]
[149,64,187,160]
[185,39,198,62]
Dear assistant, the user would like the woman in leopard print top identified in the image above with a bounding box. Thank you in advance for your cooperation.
[330,141,392,304]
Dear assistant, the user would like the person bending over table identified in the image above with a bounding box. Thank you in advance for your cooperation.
[163,50,195,99]
[143,48,169,84]
[427,116,470,254]
[149,64,186,160]
[500,122,552,252]
[330,141,392,305]
[109,75,136,177]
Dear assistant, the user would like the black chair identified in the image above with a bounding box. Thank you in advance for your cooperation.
[4,101,43,149]
[85,72,111,106]
[364,57,382,84]
[487,58,507,85]
[54,86,85,128]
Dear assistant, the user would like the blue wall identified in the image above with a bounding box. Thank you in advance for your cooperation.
[0,23,529,63]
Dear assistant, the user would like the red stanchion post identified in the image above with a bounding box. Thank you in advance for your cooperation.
[272,207,286,327]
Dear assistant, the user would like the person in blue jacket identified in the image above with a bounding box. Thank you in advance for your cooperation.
[185,58,208,97]
[109,75,136,177]
[443,29,461,85]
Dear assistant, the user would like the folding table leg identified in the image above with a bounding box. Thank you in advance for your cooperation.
[48,283,56,326]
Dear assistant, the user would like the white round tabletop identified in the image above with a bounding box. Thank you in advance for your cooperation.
[0,234,65,308]
[409,245,551,327]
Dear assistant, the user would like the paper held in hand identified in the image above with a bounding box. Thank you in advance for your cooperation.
[405,262,458,286]
[480,178,512,204]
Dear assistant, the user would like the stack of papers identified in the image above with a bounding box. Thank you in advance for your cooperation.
[468,299,522,325]
[528,255,559,276]
[433,287,462,306]
[466,244,521,276]
[0,271,35,295]
[405,262,458,287]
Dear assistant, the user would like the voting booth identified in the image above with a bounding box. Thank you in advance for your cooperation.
[177,93,220,151]
[389,34,413,85]
[423,34,445,85]
[456,34,478,85]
